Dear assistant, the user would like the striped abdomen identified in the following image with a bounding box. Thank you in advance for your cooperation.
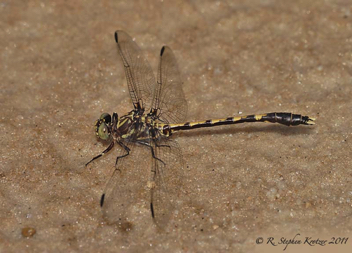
[160,112,315,135]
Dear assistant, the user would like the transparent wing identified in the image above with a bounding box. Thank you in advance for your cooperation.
[101,139,149,224]
[149,137,184,227]
[115,30,155,110]
[151,46,188,123]
[101,135,184,227]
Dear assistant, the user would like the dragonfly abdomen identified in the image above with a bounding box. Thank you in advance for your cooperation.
[162,112,315,134]
[260,112,315,126]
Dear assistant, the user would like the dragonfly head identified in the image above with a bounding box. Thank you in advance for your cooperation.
[95,113,112,140]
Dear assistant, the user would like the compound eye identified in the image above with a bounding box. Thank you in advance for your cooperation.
[100,113,111,123]
[97,122,110,140]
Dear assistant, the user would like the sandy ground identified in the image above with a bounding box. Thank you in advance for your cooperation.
[1,0,352,252]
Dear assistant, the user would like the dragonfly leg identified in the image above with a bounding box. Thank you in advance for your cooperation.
[114,141,131,167]
[137,141,166,166]
[86,141,115,167]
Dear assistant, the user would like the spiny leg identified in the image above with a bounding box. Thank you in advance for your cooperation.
[114,141,131,167]
[137,141,166,166]
[86,141,115,167]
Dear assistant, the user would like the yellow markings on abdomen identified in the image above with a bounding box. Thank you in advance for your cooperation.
[254,114,266,121]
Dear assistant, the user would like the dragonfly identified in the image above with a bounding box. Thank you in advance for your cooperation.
[86,30,315,227]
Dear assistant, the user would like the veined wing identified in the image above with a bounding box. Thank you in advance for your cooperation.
[100,139,149,225]
[115,30,155,111]
[151,46,188,123]
[149,137,184,227]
